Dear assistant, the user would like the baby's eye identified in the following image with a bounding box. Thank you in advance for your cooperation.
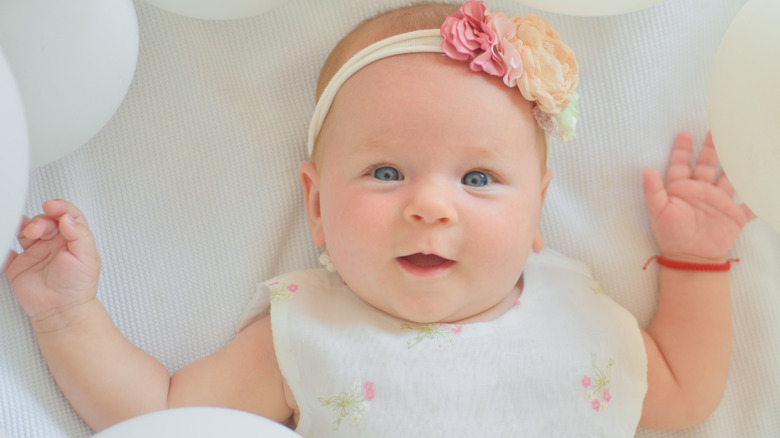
[462,170,493,187]
[372,166,402,181]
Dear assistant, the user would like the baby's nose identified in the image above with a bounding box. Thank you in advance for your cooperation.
[402,181,458,225]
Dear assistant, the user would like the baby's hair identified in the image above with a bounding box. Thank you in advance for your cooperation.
[316,2,460,101]
[314,1,548,168]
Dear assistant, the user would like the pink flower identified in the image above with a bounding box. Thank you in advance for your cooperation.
[581,376,591,388]
[602,390,611,403]
[487,13,523,86]
[592,400,600,412]
[287,284,298,292]
[440,0,506,77]
[451,325,463,334]
[364,381,375,401]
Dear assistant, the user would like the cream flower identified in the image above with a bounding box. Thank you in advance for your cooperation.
[512,14,578,114]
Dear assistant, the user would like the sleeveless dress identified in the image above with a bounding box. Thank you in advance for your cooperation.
[237,249,648,437]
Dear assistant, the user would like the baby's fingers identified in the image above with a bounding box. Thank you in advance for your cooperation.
[42,200,89,227]
[715,173,757,223]
[741,203,758,223]
[57,213,98,266]
[643,167,668,218]
[19,200,97,265]
[715,172,736,197]
[22,215,59,242]
[666,132,694,185]
[692,132,719,183]
[21,200,90,242]
[2,250,18,273]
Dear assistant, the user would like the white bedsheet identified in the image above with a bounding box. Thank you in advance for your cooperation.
[1,0,778,436]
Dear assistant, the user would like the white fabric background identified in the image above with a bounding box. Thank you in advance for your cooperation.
[1,0,778,436]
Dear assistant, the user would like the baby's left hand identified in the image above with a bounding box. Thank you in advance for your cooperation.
[643,131,756,261]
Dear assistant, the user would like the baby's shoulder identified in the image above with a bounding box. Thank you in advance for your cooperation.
[236,269,343,332]
[525,249,627,315]
[261,268,343,292]
[527,248,596,283]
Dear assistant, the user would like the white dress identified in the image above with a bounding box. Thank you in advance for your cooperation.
[237,249,648,437]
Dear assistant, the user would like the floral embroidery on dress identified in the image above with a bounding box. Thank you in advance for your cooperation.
[401,322,462,349]
[267,281,298,303]
[582,353,614,412]
[591,286,608,296]
[318,380,374,431]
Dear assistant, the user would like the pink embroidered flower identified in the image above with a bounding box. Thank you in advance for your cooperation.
[592,399,601,412]
[440,0,506,77]
[603,390,611,403]
[581,376,591,388]
[512,14,578,114]
[364,381,375,401]
[451,325,463,334]
[287,284,298,293]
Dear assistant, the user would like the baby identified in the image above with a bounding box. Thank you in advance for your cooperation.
[3,1,755,436]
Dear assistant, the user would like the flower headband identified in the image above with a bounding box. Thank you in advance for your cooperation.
[307,0,580,156]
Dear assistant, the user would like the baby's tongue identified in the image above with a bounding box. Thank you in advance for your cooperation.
[402,253,449,267]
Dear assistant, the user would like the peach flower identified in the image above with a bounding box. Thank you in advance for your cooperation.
[512,14,578,114]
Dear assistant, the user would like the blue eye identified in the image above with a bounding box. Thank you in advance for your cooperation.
[372,166,402,181]
[462,170,493,187]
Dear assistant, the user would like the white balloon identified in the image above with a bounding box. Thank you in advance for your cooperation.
[145,0,290,20]
[94,407,303,438]
[0,47,29,263]
[0,0,139,168]
[510,0,668,16]
[709,0,780,234]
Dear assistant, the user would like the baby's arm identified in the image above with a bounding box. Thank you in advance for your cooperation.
[638,132,755,429]
[3,200,291,431]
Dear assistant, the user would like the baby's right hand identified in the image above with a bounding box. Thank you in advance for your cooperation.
[3,200,101,329]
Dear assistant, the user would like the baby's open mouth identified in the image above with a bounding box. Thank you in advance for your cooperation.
[398,253,453,268]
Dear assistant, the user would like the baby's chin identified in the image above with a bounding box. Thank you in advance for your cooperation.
[389,287,522,325]
[373,302,463,325]
[381,302,499,326]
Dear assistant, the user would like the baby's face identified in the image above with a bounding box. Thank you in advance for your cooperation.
[301,53,551,324]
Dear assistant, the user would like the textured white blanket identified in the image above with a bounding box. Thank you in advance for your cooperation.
[1,0,778,436]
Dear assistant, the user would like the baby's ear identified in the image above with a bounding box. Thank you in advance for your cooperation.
[540,167,553,203]
[299,161,326,247]
[532,168,554,252]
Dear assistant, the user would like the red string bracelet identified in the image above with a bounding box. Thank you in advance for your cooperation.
[642,256,739,272]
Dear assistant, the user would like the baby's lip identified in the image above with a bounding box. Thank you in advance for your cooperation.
[397,253,454,268]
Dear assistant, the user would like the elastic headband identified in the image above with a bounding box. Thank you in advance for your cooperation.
[307,29,443,157]
[307,1,580,157]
